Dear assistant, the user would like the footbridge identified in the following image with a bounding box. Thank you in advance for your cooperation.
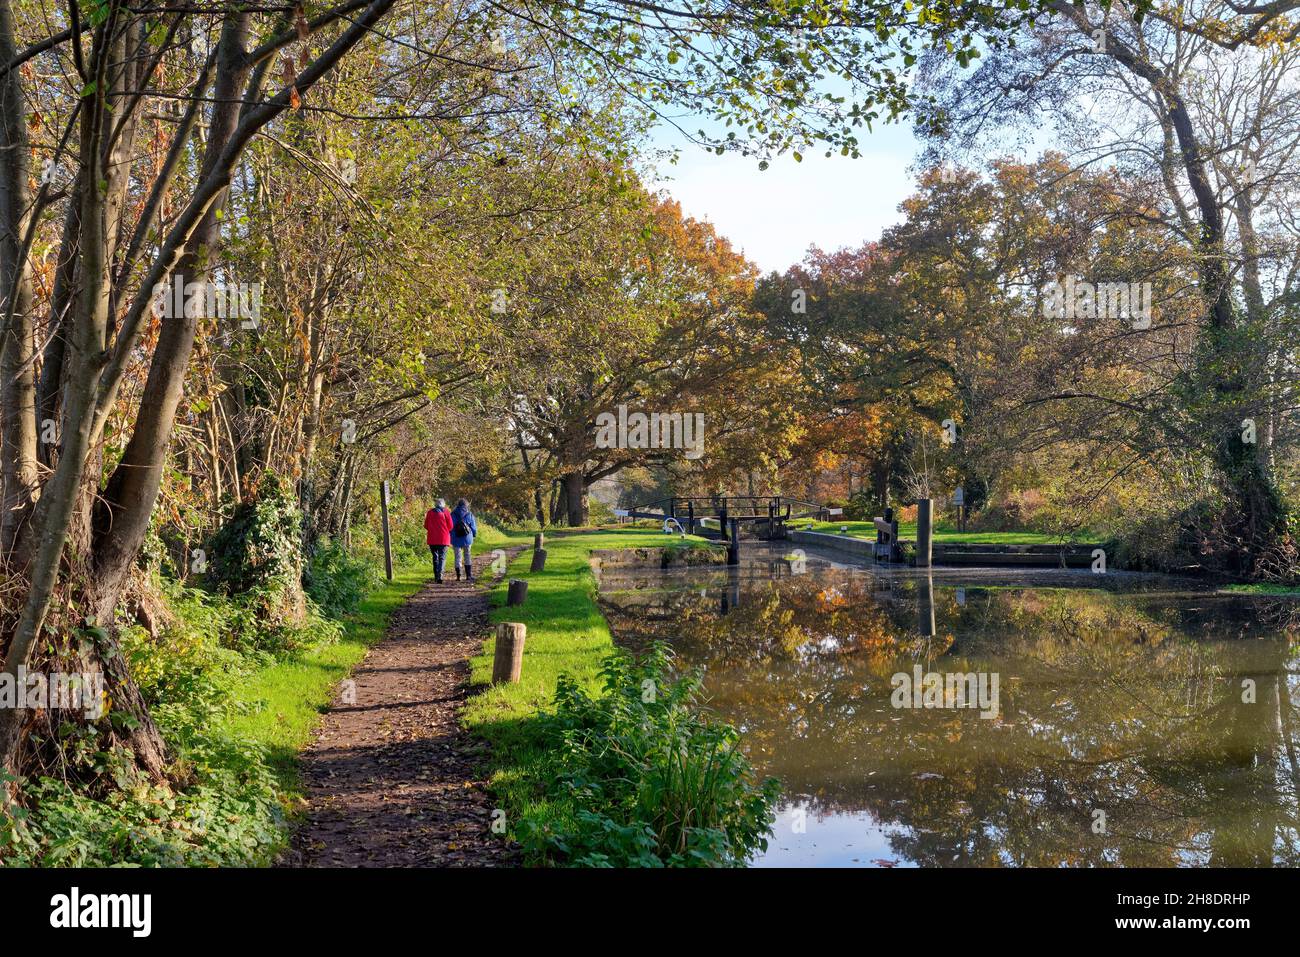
[616,495,840,562]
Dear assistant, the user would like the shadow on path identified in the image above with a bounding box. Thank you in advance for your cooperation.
[283,547,526,867]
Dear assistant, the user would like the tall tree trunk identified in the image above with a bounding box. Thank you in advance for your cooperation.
[36,187,83,469]
[1058,1,1288,571]
[0,0,39,560]
[90,12,254,618]
[0,4,124,774]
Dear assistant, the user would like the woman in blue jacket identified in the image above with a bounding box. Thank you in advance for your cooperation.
[450,498,478,581]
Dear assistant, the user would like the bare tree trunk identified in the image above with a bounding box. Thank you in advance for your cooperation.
[0,0,39,560]
[91,12,254,618]
[36,188,83,469]
[0,3,124,774]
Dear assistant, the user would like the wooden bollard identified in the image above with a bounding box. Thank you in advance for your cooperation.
[492,622,526,684]
[916,498,934,568]
[533,532,544,550]
[530,547,547,573]
[506,578,528,606]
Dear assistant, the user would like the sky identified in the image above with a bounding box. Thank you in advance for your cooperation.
[648,119,925,276]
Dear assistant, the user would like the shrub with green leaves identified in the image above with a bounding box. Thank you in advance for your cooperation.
[208,474,303,595]
[304,538,381,618]
[519,644,779,867]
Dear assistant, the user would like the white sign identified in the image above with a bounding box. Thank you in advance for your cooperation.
[953,486,964,506]
[613,509,629,518]
[827,507,844,516]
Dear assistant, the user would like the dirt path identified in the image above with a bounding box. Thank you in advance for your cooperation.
[284,547,525,867]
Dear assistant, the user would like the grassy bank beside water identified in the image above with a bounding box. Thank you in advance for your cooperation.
[463,527,777,865]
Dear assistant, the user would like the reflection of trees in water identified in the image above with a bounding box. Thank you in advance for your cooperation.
[601,572,1300,866]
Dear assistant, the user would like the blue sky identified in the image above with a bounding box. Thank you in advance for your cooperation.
[648,119,925,275]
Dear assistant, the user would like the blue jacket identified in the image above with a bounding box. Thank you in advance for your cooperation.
[450,505,477,547]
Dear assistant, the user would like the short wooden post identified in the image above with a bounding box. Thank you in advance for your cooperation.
[916,498,934,568]
[533,531,544,550]
[687,500,695,535]
[492,623,526,684]
[530,547,547,573]
[379,480,394,581]
[727,517,740,565]
[507,578,528,606]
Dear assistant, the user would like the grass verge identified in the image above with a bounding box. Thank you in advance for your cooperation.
[787,519,1076,544]
[462,527,708,854]
[1220,582,1300,596]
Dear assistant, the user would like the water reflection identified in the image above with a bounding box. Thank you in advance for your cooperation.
[598,547,1300,867]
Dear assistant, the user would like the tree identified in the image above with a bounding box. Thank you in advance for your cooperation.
[1,0,1041,782]
[916,0,1300,572]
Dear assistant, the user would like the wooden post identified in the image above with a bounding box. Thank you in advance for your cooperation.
[507,578,528,606]
[530,547,547,573]
[727,517,740,565]
[492,623,527,684]
[917,573,936,637]
[379,480,393,581]
[533,531,544,550]
[687,500,695,535]
[916,498,933,568]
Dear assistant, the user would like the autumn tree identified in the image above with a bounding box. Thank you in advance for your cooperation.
[916,0,1300,572]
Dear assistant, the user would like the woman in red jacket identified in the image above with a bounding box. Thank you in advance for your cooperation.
[424,498,454,583]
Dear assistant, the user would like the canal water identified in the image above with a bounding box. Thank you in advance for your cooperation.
[595,543,1300,867]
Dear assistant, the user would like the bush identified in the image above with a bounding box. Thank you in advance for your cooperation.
[519,645,779,867]
[2,734,283,867]
[969,488,1050,533]
[3,581,285,867]
[203,476,346,656]
[304,538,380,618]
[1113,496,1300,580]
[208,475,303,596]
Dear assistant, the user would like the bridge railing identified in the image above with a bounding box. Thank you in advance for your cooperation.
[618,495,834,523]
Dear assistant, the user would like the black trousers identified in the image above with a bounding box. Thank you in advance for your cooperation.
[429,544,448,579]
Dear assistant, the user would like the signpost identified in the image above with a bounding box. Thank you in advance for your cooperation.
[379,480,394,581]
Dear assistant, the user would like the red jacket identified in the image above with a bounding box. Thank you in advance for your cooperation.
[425,507,453,546]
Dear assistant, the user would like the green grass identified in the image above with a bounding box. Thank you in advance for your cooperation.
[463,527,706,842]
[1221,582,1300,595]
[216,523,729,858]
[787,519,1079,544]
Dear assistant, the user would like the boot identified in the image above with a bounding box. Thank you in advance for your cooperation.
[465,560,474,582]
[455,566,462,581]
